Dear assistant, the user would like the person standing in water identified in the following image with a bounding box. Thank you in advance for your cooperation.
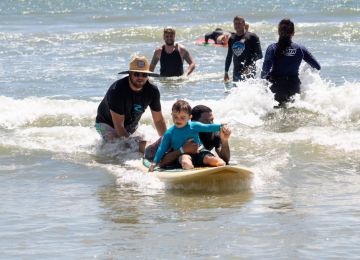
[261,18,321,106]
[150,27,196,77]
[224,16,262,82]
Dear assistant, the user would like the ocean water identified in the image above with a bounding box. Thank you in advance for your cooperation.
[1,0,360,259]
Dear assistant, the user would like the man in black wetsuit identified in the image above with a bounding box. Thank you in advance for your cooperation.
[150,27,196,77]
[224,16,263,82]
[95,55,167,153]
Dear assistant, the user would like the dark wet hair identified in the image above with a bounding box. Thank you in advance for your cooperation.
[172,100,191,115]
[215,28,223,31]
[233,16,245,23]
[191,105,212,121]
[275,18,295,59]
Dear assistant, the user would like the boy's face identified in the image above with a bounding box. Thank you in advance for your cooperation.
[171,110,191,128]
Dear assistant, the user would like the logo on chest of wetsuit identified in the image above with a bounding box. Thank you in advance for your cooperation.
[284,48,297,56]
[232,41,245,57]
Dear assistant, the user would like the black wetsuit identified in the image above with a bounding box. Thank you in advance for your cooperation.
[96,76,161,134]
[225,32,263,81]
[204,30,224,44]
[261,42,321,105]
[160,44,184,77]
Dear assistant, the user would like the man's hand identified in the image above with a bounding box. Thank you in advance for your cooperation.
[224,73,230,83]
[220,124,231,141]
[182,138,198,154]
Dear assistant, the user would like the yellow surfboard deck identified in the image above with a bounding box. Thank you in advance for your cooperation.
[143,159,253,185]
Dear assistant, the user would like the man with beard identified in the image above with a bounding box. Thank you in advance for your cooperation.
[144,105,231,167]
[224,16,263,82]
[95,55,167,153]
[150,27,196,77]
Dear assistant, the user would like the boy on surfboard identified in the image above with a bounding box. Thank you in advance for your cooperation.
[148,100,227,172]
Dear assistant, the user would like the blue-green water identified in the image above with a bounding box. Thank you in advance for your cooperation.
[1,1,360,259]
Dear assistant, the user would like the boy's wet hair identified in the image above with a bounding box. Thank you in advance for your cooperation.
[172,100,191,115]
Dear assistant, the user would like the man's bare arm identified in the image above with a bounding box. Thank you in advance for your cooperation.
[159,139,198,168]
[110,110,129,137]
[151,110,167,136]
[149,49,161,72]
[182,48,195,76]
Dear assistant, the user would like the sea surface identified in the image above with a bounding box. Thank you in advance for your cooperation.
[1,0,360,259]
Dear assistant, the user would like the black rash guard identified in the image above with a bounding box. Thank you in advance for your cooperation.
[225,32,263,81]
[160,44,184,77]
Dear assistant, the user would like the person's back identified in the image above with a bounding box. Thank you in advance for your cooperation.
[262,42,320,78]
[261,19,321,106]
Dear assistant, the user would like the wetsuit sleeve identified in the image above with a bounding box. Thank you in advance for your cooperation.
[149,87,161,112]
[225,38,233,73]
[261,45,275,79]
[153,130,172,163]
[192,122,221,132]
[245,34,263,67]
[301,46,321,70]
[253,35,263,60]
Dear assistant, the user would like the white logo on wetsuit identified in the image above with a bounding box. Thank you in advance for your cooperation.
[232,41,245,57]
[284,48,297,56]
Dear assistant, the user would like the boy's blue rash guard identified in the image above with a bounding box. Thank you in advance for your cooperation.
[153,121,222,163]
[261,42,321,78]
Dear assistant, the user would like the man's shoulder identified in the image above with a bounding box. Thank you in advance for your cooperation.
[143,81,160,97]
[176,43,188,53]
[155,46,163,52]
[291,42,303,49]
[109,77,128,92]
[246,31,260,40]
[144,80,159,90]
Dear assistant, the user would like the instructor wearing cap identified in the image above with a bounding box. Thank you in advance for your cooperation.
[95,55,167,153]
[150,27,196,77]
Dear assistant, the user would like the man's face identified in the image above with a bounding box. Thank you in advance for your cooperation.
[172,110,191,128]
[163,32,175,46]
[198,111,214,124]
[129,71,148,91]
[233,19,246,34]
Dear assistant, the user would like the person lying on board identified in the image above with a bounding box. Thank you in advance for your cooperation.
[204,28,231,45]
[148,100,228,172]
[144,104,231,168]
[204,23,249,46]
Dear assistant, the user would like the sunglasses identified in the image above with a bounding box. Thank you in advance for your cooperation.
[133,72,149,78]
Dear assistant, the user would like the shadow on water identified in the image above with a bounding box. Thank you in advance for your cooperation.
[97,180,254,225]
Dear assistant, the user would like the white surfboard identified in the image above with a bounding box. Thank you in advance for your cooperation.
[143,159,253,186]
